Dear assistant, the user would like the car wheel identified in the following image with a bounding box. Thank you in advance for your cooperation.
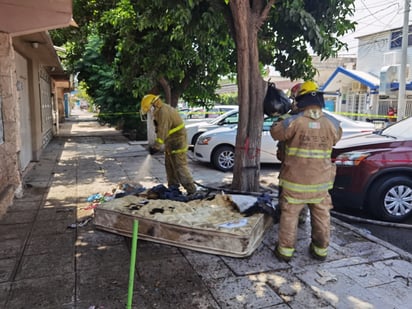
[368,176,412,222]
[191,132,203,147]
[212,145,235,172]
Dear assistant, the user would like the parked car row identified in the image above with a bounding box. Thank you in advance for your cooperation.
[185,107,239,148]
[192,109,376,171]
[179,105,238,123]
[194,115,280,172]
[194,117,280,172]
[187,109,412,222]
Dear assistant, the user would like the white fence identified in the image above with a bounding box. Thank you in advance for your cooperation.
[334,93,412,122]
[377,98,412,119]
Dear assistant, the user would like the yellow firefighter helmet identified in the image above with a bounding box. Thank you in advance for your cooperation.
[291,81,324,108]
[140,94,161,121]
[140,94,160,115]
[290,81,319,99]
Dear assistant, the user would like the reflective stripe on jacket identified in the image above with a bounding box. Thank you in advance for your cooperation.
[270,107,342,204]
[153,103,188,154]
[155,122,185,145]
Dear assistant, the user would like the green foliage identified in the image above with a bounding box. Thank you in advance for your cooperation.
[218,93,238,105]
[51,0,236,133]
[73,33,143,137]
[257,0,356,80]
[105,0,236,104]
[76,81,93,104]
[50,0,355,138]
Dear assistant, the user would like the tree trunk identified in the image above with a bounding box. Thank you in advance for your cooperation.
[158,76,183,108]
[170,92,180,108]
[230,1,266,192]
[158,76,173,106]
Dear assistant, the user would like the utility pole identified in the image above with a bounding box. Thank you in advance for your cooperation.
[397,0,410,120]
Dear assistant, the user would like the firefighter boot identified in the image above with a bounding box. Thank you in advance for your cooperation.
[309,242,327,261]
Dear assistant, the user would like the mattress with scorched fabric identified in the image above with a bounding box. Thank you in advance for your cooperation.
[93,193,273,257]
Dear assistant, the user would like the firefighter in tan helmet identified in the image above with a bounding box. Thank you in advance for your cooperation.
[270,81,342,262]
[140,94,197,195]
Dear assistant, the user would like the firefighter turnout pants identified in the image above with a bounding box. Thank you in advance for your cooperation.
[165,151,196,195]
[277,194,333,256]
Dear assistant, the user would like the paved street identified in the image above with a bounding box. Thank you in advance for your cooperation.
[1,109,412,308]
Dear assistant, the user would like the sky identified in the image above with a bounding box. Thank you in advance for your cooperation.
[339,0,408,55]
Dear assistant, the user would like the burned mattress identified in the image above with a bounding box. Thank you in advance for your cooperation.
[93,194,273,257]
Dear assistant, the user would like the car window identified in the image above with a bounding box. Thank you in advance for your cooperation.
[210,110,238,125]
[208,106,238,118]
[221,113,239,124]
[263,116,278,131]
[381,117,412,139]
[186,108,205,119]
[186,106,238,120]
[206,108,221,118]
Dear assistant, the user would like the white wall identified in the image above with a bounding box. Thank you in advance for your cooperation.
[357,30,412,79]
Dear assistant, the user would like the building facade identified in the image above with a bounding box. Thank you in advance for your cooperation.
[322,25,412,121]
[0,1,74,217]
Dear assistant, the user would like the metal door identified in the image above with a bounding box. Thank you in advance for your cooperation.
[15,52,32,171]
[39,68,53,145]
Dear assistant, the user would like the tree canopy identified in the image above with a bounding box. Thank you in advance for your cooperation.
[52,0,356,191]
[53,0,236,108]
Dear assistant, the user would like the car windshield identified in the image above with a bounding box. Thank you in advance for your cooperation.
[217,116,278,132]
[209,110,238,125]
[379,117,412,139]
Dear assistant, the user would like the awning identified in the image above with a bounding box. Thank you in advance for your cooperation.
[0,0,75,36]
[12,31,69,80]
[321,66,380,94]
[390,81,412,91]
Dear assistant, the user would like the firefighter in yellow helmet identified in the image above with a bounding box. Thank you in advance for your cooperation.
[140,94,197,195]
[270,81,342,262]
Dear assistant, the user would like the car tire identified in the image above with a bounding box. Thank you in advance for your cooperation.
[368,176,412,222]
[191,132,203,147]
[212,145,235,172]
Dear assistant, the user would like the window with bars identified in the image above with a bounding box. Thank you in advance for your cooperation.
[390,25,412,49]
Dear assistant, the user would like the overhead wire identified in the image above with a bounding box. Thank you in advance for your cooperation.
[342,1,401,37]
[359,0,400,26]
[339,0,403,55]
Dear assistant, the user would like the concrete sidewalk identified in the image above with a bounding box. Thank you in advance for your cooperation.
[1,108,412,308]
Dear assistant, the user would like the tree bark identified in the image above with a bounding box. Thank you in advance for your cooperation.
[170,91,180,108]
[158,76,186,108]
[230,0,266,192]
[158,76,173,106]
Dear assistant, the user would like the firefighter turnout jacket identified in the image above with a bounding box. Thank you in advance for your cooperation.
[152,103,187,153]
[152,103,196,195]
[270,107,342,204]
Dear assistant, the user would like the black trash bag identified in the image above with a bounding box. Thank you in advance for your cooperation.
[263,82,292,116]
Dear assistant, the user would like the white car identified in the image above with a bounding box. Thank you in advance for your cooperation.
[194,116,280,171]
[193,110,377,172]
[183,105,238,124]
[185,107,239,148]
[329,112,376,138]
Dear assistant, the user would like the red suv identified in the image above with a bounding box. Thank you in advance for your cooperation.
[331,117,412,222]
